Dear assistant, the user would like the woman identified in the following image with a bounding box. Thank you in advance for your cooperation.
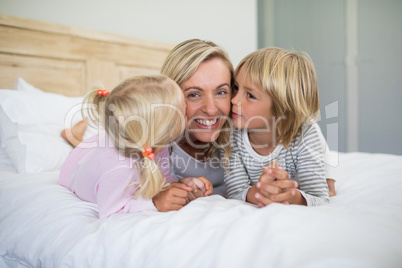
[161,39,335,198]
[63,39,233,197]
[63,39,335,198]
[161,39,233,196]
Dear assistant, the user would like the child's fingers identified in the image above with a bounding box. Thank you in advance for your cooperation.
[172,196,188,206]
[256,182,283,196]
[270,189,296,203]
[266,161,280,169]
[259,168,276,183]
[178,178,197,191]
[260,168,290,183]
[170,182,192,192]
[169,186,192,199]
[254,192,274,206]
[271,180,298,189]
[187,192,197,201]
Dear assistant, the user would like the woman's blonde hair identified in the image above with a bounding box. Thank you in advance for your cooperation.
[161,39,233,162]
[235,47,319,149]
[82,75,185,199]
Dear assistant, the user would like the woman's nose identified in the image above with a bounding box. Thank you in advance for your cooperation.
[201,95,218,115]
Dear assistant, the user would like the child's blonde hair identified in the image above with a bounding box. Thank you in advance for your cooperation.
[235,47,320,149]
[82,75,185,199]
[161,39,233,162]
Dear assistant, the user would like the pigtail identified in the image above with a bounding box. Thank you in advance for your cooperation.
[103,75,184,200]
[132,153,169,199]
[81,86,109,129]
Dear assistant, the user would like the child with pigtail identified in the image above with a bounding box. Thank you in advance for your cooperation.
[59,75,213,218]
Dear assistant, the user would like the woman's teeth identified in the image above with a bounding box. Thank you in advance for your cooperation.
[195,118,218,126]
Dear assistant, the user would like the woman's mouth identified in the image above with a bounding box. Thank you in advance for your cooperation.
[194,118,219,128]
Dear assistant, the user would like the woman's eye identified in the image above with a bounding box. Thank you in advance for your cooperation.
[217,90,228,96]
[247,93,256,99]
[187,92,200,98]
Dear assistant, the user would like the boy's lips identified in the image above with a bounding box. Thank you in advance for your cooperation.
[232,112,241,117]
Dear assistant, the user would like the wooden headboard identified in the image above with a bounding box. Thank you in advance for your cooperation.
[0,14,174,96]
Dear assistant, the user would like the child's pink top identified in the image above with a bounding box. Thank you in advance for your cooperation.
[59,134,174,218]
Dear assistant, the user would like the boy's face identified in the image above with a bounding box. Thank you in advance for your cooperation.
[231,68,274,130]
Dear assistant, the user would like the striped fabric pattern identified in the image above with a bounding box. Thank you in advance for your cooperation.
[224,123,330,206]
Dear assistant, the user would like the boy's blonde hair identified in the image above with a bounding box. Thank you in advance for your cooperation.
[235,47,319,149]
[161,39,233,162]
[82,75,185,199]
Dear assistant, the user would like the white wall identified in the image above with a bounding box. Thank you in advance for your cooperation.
[258,0,402,155]
[0,0,257,67]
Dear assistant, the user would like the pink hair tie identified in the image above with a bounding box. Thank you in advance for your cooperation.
[97,89,110,96]
[142,146,155,160]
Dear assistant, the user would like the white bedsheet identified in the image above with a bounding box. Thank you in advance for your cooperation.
[1,152,402,268]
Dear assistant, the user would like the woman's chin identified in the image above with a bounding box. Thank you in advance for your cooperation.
[186,131,221,144]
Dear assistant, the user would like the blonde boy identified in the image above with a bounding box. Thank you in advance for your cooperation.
[224,47,330,206]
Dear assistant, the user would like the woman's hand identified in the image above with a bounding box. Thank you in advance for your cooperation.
[194,176,213,196]
[179,176,214,202]
[152,182,192,212]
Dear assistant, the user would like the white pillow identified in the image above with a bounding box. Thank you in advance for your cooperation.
[14,77,43,93]
[0,79,98,173]
[0,89,14,167]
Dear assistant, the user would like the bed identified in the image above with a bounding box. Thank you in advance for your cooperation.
[1,14,402,268]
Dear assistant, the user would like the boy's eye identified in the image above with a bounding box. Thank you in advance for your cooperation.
[247,93,256,99]
[232,85,239,96]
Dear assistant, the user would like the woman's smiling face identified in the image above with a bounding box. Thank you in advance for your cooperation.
[181,57,231,144]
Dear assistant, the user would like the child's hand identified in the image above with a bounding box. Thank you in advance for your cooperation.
[255,166,298,207]
[152,182,192,212]
[178,176,213,202]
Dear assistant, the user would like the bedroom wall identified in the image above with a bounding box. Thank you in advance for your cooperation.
[258,0,402,155]
[0,0,257,67]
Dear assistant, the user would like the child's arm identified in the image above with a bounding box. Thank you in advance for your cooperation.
[292,124,330,206]
[96,167,157,218]
[317,124,337,197]
[224,139,253,201]
[152,182,192,212]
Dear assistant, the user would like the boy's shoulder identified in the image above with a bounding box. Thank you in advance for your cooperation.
[231,127,244,142]
[293,122,321,141]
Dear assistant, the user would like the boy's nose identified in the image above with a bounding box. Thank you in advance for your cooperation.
[231,94,241,106]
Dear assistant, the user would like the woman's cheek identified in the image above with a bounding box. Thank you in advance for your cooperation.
[217,97,231,116]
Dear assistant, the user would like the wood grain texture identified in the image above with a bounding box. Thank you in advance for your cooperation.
[0,14,173,96]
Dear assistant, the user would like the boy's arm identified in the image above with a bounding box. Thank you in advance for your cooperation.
[295,124,330,206]
[224,138,252,201]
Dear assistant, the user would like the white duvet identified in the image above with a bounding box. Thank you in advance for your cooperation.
[1,152,402,268]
